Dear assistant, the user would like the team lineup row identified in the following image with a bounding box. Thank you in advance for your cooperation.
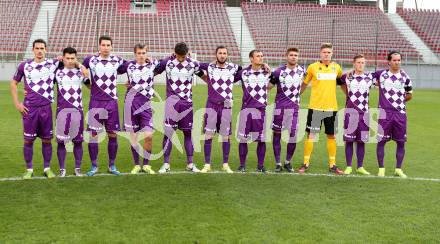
[10,36,413,179]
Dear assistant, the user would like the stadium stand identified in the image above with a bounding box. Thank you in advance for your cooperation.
[0,0,41,59]
[397,8,440,57]
[48,0,240,62]
[241,2,421,65]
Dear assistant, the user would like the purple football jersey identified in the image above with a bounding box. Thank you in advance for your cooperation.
[374,69,412,114]
[235,66,271,108]
[200,62,241,104]
[13,58,60,107]
[55,67,85,110]
[155,55,201,103]
[271,64,305,109]
[83,55,126,101]
[341,72,374,113]
[122,59,159,102]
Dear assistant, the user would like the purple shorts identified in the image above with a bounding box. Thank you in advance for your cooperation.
[124,100,153,133]
[87,99,120,134]
[377,109,407,142]
[237,107,266,142]
[56,107,84,143]
[203,100,232,136]
[343,111,370,142]
[22,104,53,140]
[164,100,193,131]
[272,107,299,137]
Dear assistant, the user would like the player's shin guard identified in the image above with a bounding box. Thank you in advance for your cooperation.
[303,138,314,165]
[356,142,365,168]
[162,135,172,164]
[257,141,266,168]
[345,142,354,167]
[204,138,212,164]
[327,138,336,168]
[377,141,386,168]
[396,141,405,169]
[23,141,34,169]
[108,137,118,167]
[183,131,193,165]
[239,143,248,167]
[57,142,67,169]
[73,142,83,168]
[88,136,99,167]
[42,141,52,169]
[222,140,230,164]
[272,133,281,165]
[286,143,296,163]
[131,145,140,165]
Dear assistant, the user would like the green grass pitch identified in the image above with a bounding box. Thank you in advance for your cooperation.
[0,82,439,243]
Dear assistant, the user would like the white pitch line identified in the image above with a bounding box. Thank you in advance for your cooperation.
[0,170,440,183]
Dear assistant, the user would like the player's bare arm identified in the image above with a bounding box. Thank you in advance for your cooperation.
[10,80,28,115]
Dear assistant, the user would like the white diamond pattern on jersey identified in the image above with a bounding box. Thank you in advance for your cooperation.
[24,59,58,102]
[128,62,157,100]
[381,71,407,113]
[280,66,304,104]
[347,73,373,112]
[57,68,83,109]
[209,63,238,100]
[90,56,122,99]
[166,59,198,102]
[243,69,269,105]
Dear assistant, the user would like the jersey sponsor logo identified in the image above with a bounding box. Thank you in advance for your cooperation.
[316,72,337,80]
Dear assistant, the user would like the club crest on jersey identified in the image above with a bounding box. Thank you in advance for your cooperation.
[58,72,65,79]
[297,69,303,75]
[110,60,117,66]
[185,64,193,71]
[281,72,288,78]
[91,58,99,65]
[167,62,175,69]
[44,63,52,69]
[382,73,389,79]
[26,66,33,72]
[129,65,136,71]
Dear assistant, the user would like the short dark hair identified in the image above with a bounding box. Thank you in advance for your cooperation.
[353,53,364,61]
[215,45,228,54]
[249,49,262,58]
[286,47,299,55]
[320,43,333,50]
[134,43,147,53]
[174,42,189,56]
[63,47,77,56]
[99,35,112,45]
[387,50,401,61]
[32,39,47,48]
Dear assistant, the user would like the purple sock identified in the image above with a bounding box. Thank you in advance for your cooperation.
[239,143,248,167]
[88,137,99,167]
[162,136,172,164]
[345,142,354,167]
[356,142,365,168]
[396,141,405,168]
[286,143,296,162]
[73,142,83,168]
[204,138,212,164]
[108,137,118,167]
[131,145,140,165]
[257,141,266,168]
[57,142,66,169]
[23,141,34,169]
[377,141,386,168]
[272,133,281,164]
[184,131,193,165]
[143,149,151,166]
[42,141,52,168]
[222,140,230,164]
